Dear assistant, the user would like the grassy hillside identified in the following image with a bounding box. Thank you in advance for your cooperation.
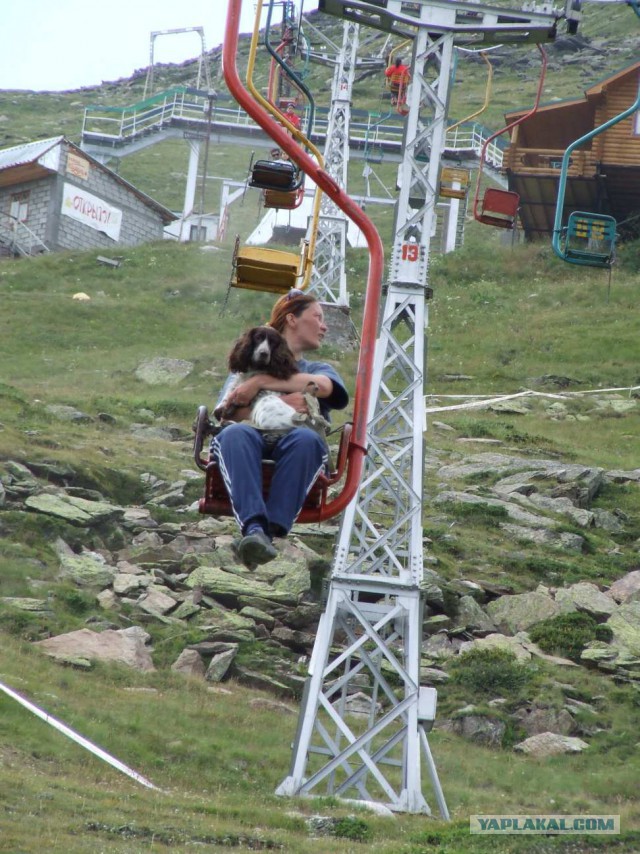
[1,230,639,852]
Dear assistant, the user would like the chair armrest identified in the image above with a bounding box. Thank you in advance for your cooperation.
[193,405,214,471]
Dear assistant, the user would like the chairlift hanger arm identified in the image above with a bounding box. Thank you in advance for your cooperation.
[224,0,384,519]
[265,0,316,134]
[447,50,493,133]
[473,44,547,225]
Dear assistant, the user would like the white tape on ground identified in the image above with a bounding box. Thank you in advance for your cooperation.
[425,385,640,415]
[0,680,159,790]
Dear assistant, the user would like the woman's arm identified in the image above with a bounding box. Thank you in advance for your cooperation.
[227,372,334,407]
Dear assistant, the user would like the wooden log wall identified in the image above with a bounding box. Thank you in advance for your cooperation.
[593,74,640,165]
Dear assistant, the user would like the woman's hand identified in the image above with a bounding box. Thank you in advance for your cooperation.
[227,376,262,407]
[280,392,309,414]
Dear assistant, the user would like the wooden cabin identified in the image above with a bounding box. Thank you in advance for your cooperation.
[503,61,640,238]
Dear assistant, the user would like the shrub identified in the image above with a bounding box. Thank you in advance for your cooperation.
[529,611,603,661]
[449,647,532,696]
[333,816,371,841]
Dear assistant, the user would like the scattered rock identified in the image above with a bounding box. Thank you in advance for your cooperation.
[514,732,589,756]
[608,570,640,604]
[171,649,206,677]
[513,704,575,737]
[34,626,155,671]
[486,589,568,634]
[206,646,238,682]
[445,714,506,747]
[459,632,533,661]
[606,601,640,657]
[135,357,194,385]
[25,493,123,526]
[554,582,617,618]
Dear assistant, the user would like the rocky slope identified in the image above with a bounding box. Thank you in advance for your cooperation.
[2,385,638,758]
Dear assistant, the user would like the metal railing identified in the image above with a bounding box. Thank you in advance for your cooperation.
[0,212,49,256]
[82,88,505,168]
[444,121,505,168]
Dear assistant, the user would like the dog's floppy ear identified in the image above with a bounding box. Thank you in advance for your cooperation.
[228,330,252,373]
[269,334,298,379]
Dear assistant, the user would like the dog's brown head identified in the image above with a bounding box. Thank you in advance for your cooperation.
[228,326,298,379]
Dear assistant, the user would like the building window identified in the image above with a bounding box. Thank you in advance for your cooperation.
[10,191,29,223]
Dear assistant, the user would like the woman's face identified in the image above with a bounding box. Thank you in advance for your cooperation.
[287,301,327,351]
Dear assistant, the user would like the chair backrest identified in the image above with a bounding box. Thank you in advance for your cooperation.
[249,159,299,191]
[440,167,469,200]
[234,246,301,293]
[478,188,520,228]
[565,212,616,264]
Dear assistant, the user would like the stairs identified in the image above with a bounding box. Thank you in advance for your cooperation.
[0,214,49,257]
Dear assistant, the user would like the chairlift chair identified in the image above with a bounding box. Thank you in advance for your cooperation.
[561,212,617,268]
[439,166,470,200]
[231,237,308,295]
[215,0,384,530]
[193,406,353,523]
[473,45,547,230]
[551,77,640,269]
[476,188,520,228]
[364,144,384,164]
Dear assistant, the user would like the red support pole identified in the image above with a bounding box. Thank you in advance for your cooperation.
[223,0,384,521]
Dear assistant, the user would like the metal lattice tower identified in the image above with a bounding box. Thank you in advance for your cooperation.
[278,0,565,816]
[308,20,360,306]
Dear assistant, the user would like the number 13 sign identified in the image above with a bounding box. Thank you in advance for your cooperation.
[401,243,419,262]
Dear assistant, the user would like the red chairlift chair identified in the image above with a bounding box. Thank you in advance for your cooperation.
[473,44,547,230]
[193,407,353,523]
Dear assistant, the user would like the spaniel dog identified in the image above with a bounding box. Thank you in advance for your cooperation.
[214,326,330,438]
[214,326,301,430]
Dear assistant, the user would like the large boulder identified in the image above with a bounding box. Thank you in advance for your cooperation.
[486,589,569,634]
[605,601,640,656]
[59,552,116,588]
[554,582,617,618]
[25,493,123,526]
[135,357,194,385]
[459,632,533,661]
[513,704,575,737]
[514,733,589,756]
[186,565,300,606]
[34,626,155,671]
[454,595,496,634]
[608,570,640,604]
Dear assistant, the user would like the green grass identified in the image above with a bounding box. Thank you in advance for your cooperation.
[2,635,640,852]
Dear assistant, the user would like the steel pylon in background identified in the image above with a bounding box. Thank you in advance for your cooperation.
[307,20,359,306]
[279,0,564,816]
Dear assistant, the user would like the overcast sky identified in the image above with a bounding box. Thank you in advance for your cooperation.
[0,1,317,92]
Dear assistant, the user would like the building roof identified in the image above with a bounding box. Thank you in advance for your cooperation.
[0,136,63,171]
[505,60,640,122]
[0,136,176,223]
